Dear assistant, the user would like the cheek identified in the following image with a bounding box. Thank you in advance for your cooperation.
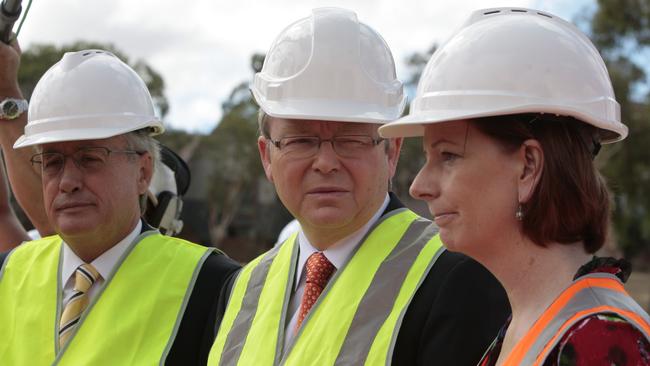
[42,180,58,208]
[352,156,388,186]
[462,169,517,231]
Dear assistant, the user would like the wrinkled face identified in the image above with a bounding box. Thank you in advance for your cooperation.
[259,118,401,242]
[409,121,521,257]
[39,135,151,243]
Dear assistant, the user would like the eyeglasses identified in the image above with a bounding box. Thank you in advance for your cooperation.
[30,147,143,176]
[268,135,384,159]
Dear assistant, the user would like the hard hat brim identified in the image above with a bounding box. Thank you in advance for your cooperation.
[254,89,407,124]
[379,104,627,144]
[14,114,164,149]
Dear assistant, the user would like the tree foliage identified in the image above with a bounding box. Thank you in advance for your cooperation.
[589,0,650,257]
[193,53,291,252]
[392,45,436,203]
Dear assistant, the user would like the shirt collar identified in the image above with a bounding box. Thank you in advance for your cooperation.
[294,194,390,288]
[61,220,143,284]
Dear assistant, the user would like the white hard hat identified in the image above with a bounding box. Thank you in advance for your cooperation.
[252,7,406,124]
[379,7,627,143]
[14,50,164,149]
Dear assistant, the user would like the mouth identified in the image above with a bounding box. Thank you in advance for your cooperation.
[307,187,348,195]
[433,211,458,226]
[55,202,94,212]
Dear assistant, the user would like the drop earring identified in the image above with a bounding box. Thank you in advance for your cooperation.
[515,204,524,221]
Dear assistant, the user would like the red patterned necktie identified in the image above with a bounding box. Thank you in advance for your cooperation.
[295,252,335,332]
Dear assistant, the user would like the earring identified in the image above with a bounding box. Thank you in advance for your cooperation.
[515,204,524,221]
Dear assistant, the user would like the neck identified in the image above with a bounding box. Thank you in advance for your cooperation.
[477,234,591,341]
[301,224,360,251]
[299,195,387,251]
[61,217,140,263]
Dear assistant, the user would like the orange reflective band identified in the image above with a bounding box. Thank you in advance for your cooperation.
[502,277,625,366]
[532,305,650,366]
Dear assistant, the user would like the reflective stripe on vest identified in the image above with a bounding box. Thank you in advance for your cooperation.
[0,232,212,366]
[502,273,650,366]
[209,208,445,366]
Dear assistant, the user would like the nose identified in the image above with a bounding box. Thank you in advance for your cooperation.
[409,163,439,202]
[311,140,341,174]
[58,157,84,193]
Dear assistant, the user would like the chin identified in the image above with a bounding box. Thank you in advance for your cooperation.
[438,230,464,253]
[304,211,353,229]
[54,218,98,238]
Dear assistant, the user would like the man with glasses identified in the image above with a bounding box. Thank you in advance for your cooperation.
[0,42,239,365]
[208,8,509,366]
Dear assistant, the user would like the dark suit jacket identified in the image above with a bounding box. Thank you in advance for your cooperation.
[386,194,510,365]
[214,193,510,365]
[0,230,241,366]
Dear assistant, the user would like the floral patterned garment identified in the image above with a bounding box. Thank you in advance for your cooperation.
[478,258,650,366]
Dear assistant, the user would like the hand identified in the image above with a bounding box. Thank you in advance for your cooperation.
[0,36,21,95]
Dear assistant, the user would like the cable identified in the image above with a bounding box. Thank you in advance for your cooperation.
[12,0,30,40]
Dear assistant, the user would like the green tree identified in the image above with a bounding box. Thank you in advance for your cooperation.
[192,53,291,254]
[392,45,436,206]
[589,0,650,257]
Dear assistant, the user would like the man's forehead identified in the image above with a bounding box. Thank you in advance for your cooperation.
[40,135,127,152]
[269,118,379,134]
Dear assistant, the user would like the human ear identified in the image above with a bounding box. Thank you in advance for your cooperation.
[386,137,403,179]
[258,136,274,183]
[517,139,544,203]
[137,152,154,195]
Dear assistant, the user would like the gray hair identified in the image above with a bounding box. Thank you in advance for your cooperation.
[258,109,270,138]
[123,129,161,214]
[123,129,161,167]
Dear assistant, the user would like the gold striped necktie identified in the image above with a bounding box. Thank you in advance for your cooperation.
[59,263,100,347]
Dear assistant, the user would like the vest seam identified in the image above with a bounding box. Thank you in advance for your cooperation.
[214,267,244,338]
[1,236,63,364]
[282,208,414,360]
[332,221,440,365]
[220,243,285,365]
[160,247,215,365]
[52,230,156,365]
[275,234,299,365]
[283,210,424,365]
[536,308,650,365]
[521,274,650,365]
[54,241,64,355]
[0,246,17,282]
[384,243,445,365]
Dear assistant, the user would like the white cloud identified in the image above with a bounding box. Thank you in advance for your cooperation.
[17,0,594,133]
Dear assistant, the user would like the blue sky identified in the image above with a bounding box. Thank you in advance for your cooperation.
[17,0,596,134]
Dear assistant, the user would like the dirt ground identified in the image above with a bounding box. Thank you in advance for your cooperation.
[626,271,650,312]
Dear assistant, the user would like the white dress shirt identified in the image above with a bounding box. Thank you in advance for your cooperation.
[60,220,142,309]
[283,194,390,349]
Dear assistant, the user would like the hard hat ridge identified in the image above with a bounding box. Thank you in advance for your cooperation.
[14,49,164,149]
[252,7,406,124]
[379,7,627,143]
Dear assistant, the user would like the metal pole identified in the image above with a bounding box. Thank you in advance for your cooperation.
[0,0,22,44]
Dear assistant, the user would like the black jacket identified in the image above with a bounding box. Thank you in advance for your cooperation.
[387,193,510,365]
[213,193,510,365]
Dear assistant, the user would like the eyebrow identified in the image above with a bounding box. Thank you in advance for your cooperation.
[41,145,107,153]
[429,138,459,149]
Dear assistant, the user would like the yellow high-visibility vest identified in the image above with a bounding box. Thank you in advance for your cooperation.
[0,232,212,365]
[210,209,444,366]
